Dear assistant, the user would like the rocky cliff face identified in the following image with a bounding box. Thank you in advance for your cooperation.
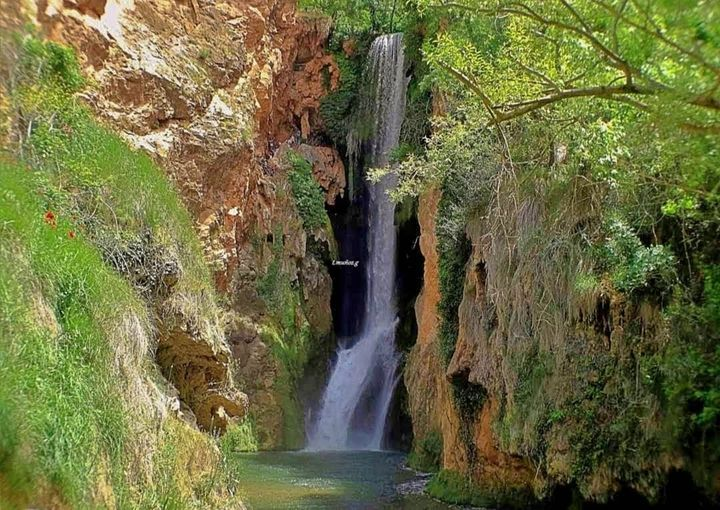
[26,0,342,448]
[406,188,533,493]
[407,174,711,504]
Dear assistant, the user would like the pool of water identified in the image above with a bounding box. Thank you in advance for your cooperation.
[230,450,455,509]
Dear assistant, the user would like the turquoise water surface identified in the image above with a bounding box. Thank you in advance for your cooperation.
[231,451,453,510]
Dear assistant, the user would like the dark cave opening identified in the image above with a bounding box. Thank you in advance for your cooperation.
[386,200,425,451]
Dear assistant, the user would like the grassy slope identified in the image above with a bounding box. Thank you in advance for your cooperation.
[0,36,241,508]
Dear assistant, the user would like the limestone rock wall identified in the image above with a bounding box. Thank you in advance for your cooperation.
[405,188,533,490]
[24,0,342,448]
[406,175,694,503]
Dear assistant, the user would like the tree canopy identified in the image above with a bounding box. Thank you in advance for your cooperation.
[376,0,720,214]
[420,1,719,127]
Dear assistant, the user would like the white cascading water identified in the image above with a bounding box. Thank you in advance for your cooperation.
[307,33,408,451]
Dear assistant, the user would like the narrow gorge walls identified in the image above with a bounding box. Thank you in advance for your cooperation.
[14,0,347,450]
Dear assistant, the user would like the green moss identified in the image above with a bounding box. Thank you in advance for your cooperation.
[426,470,536,509]
[407,430,442,472]
[260,320,311,450]
[319,53,360,147]
[255,230,315,449]
[437,231,471,366]
[286,151,330,233]
[434,148,488,461]
[435,162,477,368]
[276,368,307,450]
[495,349,551,454]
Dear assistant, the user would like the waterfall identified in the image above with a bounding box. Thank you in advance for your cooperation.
[307,33,408,451]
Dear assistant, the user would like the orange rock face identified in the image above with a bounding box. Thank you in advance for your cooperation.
[406,187,533,491]
[405,187,472,473]
[405,187,444,441]
[405,188,466,471]
[28,0,341,446]
[35,0,339,292]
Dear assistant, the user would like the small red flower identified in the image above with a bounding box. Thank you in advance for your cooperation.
[44,211,57,229]
[67,230,76,239]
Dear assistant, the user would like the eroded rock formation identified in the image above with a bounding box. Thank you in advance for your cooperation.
[26,0,342,447]
[406,188,534,493]
[406,173,699,504]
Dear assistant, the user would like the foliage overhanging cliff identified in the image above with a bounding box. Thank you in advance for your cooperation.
[312,0,720,505]
[394,0,720,505]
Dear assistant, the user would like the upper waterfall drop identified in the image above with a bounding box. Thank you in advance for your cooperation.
[307,33,408,451]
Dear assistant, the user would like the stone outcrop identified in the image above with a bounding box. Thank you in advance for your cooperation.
[405,187,534,494]
[296,144,346,205]
[406,168,698,504]
[156,309,249,432]
[405,187,445,442]
[28,0,341,447]
[36,0,339,283]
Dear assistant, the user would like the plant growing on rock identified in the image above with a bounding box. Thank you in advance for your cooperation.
[378,0,720,503]
[0,34,243,507]
[287,151,331,232]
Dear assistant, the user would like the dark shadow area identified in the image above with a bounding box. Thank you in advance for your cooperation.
[545,471,718,509]
[328,183,368,341]
[387,199,424,451]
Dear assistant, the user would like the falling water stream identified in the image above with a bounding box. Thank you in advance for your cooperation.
[228,33,683,510]
[230,35,444,510]
[308,33,409,451]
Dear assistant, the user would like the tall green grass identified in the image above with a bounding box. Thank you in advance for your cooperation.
[0,161,135,506]
[0,35,238,507]
[12,36,215,304]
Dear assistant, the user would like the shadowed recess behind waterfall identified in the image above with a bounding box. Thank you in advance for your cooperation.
[307,33,409,451]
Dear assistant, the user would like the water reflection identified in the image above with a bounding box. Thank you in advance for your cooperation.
[231,451,452,510]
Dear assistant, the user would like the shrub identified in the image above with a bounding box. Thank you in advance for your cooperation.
[597,218,676,294]
[220,417,260,454]
[17,36,84,92]
[287,151,329,232]
[437,235,471,365]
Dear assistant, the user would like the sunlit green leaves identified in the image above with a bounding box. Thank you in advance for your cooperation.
[597,217,676,292]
